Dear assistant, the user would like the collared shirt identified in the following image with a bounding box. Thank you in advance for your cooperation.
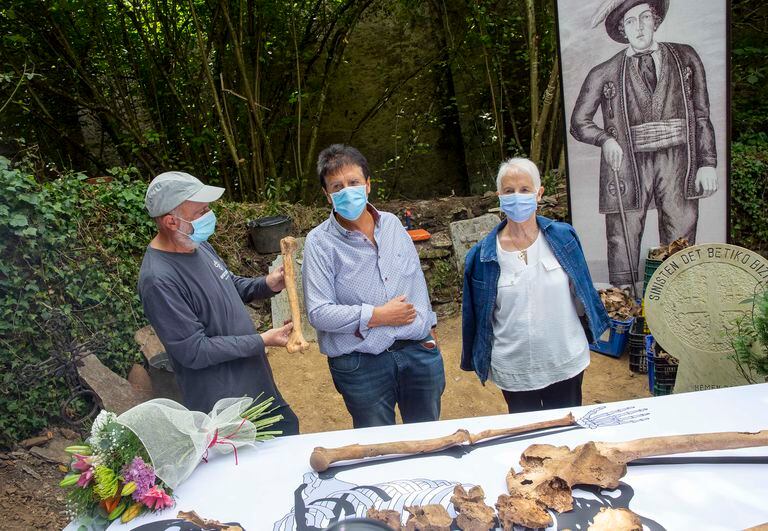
[302,205,436,357]
[627,41,661,82]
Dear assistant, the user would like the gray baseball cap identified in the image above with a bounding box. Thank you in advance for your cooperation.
[145,171,225,217]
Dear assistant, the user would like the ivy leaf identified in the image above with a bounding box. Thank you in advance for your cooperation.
[17,193,39,205]
[9,213,28,227]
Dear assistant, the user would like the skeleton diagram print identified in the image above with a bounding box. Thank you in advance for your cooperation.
[559,0,728,288]
[274,406,661,530]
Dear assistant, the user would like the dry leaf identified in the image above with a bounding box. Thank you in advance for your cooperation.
[598,288,640,320]
[648,238,690,261]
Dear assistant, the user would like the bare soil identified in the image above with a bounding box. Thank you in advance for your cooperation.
[0,318,649,530]
[270,314,651,433]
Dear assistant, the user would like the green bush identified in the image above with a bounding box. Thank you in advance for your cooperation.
[730,133,768,256]
[0,159,155,446]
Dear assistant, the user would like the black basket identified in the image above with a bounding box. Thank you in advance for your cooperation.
[629,349,648,374]
[652,353,679,396]
[627,319,647,374]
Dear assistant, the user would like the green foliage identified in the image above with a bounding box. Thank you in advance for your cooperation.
[730,133,768,256]
[0,158,154,446]
[426,258,461,302]
[729,284,768,384]
[731,1,768,136]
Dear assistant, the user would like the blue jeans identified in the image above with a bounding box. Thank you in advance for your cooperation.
[328,339,446,428]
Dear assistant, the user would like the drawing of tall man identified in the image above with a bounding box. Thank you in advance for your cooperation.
[570,0,718,286]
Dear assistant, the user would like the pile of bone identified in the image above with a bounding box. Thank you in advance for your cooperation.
[365,485,641,531]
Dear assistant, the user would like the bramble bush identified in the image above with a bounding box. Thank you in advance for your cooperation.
[0,159,155,446]
[730,133,768,257]
[0,159,322,446]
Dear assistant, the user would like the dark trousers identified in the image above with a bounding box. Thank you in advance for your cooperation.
[501,371,584,415]
[328,340,445,429]
[606,145,698,286]
[271,402,300,436]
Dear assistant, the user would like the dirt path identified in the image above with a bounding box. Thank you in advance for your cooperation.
[0,315,649,529]
[270,314,651,433]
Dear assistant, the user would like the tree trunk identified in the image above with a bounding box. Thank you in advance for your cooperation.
[530,60,559,166]
[526,0,539,144]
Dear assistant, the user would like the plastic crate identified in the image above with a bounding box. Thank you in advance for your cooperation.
[627,319,647,373]
[645,334,656,390]
[643,257,664,295]
[645,334,679,395]
[629,349,648,374]
[590,317,634,358]
[639,301,650,334]
[652,354,679,396]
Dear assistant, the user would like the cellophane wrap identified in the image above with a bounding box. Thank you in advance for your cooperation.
[117,397,257,489]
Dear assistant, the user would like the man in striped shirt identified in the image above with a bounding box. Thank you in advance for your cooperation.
[301,144,445,428]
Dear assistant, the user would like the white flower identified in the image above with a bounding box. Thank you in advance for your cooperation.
[89,410,118,448]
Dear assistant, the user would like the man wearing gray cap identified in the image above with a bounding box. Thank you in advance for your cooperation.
[138,171,299,435]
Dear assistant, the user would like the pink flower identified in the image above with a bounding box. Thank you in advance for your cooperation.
[76,467,94,487]
[71,454,93,472]
[141,486,173,510]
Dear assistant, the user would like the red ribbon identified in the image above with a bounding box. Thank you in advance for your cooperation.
[202,418,248,465]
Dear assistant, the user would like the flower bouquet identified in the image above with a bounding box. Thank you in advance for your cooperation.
[60,395,282,527]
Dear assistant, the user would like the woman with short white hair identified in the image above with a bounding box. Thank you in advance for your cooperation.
[461,158,609,413]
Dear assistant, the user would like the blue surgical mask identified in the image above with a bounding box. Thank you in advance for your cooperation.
[331,185,368,221]
[177,210,216,244]
[499,193,538,223]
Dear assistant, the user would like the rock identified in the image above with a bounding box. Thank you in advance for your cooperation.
[77,354,153,414]
[19,432,53,449]
[429,231,453,249]
[19,464,41,480]
[269,237,317,343]
[449,214,500,271]
[56,428,80,441]
[134,326,167,367]
[29,434,71,466]
[127,364,153,394]
[418,248,450,260]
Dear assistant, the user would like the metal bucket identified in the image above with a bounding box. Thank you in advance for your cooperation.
[247,215,292,254]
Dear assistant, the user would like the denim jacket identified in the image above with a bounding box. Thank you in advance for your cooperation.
[461,215,609,383]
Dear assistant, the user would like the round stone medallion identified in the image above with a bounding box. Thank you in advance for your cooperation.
[644,243,768,393]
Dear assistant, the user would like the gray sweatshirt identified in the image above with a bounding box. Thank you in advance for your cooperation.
[138,242,286,415]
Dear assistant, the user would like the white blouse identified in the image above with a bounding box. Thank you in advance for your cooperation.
[489,232,590,392]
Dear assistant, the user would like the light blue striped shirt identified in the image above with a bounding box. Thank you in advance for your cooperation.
[302,205,437,357]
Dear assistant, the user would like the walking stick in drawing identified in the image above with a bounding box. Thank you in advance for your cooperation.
[612,168,638,299]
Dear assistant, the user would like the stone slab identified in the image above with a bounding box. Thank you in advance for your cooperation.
[77,354,152,414]
[269,237,317,342]
[644,243,768,393]
[134,325,166,364]
[449,213,499,270]
[29,436,72,466]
